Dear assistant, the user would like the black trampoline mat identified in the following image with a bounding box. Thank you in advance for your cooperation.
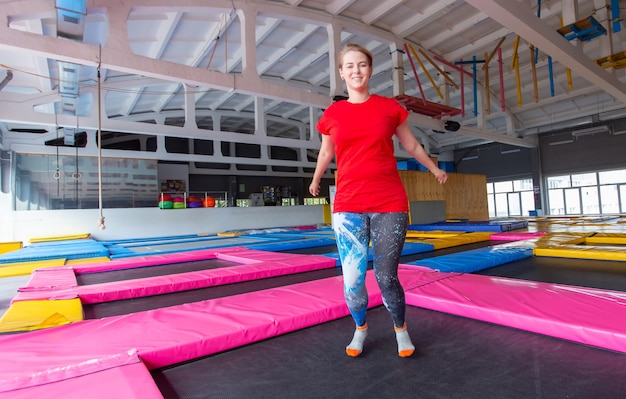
[83,243,494,319]
[80,241,626,399]
[477,256,626,292]
[152,305,626,399]
[82,267,343,319]
[76,258,239,285]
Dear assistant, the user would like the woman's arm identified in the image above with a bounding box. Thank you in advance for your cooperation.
[395,120,447,184]
[309,134,335,196]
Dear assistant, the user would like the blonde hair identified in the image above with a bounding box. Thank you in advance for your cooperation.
[338,43,373,69]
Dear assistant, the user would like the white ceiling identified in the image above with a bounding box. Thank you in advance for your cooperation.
[0,0,625,167]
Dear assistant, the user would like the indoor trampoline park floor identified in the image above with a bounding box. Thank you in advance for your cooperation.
[1,216,626,398]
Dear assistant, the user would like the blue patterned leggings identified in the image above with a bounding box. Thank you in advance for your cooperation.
[332,212,409,328]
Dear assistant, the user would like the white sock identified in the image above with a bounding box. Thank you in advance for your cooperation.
[394,324,415,357]
[345,323,368,357]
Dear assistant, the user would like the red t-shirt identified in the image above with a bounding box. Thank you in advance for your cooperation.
[316,94,409,213]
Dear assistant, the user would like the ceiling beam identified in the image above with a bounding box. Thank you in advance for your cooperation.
[464,0,626,106]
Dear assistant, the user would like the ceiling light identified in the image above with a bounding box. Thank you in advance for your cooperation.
[548,139,574,146]
[500,148,520,154]
[571,125,610,137]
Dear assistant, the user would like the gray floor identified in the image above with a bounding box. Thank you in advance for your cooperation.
[0,274,30,317]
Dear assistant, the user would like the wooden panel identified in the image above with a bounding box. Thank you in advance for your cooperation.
[399,170,488,221]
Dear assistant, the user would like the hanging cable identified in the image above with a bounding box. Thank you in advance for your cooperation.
[96,46,105,230]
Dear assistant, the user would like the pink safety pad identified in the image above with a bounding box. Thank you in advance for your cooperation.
[489,231,547,240]
[399,265,626,353]
[1,270,434,392]
[13,248,337,303]
[72,247,251,274]
[0,351,163,399]
[20,267,77,291]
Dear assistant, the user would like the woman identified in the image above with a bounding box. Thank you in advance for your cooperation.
[309,43,448,358]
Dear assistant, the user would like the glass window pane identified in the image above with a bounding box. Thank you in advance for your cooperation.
[621,185,626,213]
[486,183,494,194]
[600,185,620,213]
[14,153,158,210]
[547,175,571,189]
[495,193,509,217]
[494,181,513,193]
[548,189,565,215]
[507,192,521,216]
[571,173,597,187]
[487,194,495,218]
[581,186,600,214]
[564,188,581,214]
[599,169,626,185]
[520,191,535,216]
[513,178,533,191]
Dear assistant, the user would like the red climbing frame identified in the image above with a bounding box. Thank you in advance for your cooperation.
[395,44,463,119]
[395,94,463,119]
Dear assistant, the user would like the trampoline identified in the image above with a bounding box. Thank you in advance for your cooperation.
[152,305,626,399]
[1,222,626,398]
[476,255,626,292]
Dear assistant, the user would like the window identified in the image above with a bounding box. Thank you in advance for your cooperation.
[599,170,626,185]
[546,168,626,215]
[547,175,571,189]
[304,197,328,205]
[486,178,534,218]
[581,186,599,214]
[564,188,581,214]
[571,173,596,187]
[600,185,619,213]
[548,189,565,215]
[14,153,158,210]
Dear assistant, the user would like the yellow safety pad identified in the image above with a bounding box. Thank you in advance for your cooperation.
[0,241,22,255]
[406,231,462,239]
[534,245,626,261]
[0,258,67,278]
[323,204,332,224]
[0,298,83,333]
[585,233,626,245]
[65,256,110,265]
[530,233,590,247]
[197,232,218,237]
[427,232,492,250]
[29,233,91,243]
[496,239,545,249]
[404,237,429,243]
[217,231,246,237]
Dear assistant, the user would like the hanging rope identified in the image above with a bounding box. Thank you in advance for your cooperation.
[53,112,61,183]
[72,114,82,181]
[96,47,105,230]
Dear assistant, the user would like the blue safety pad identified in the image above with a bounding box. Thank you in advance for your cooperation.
[106,235,277,259]
[324,241,435,267]
[104,232,338,259]
[100,234,204,246]
[404,246,533,273]
[246,236,337,252]
[409,219,528,232]
[0,239,110,264]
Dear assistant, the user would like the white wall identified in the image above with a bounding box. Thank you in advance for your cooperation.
[6,206,325,244]
[0,192,11,242]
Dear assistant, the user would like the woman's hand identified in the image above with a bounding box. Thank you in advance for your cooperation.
[309,181,320,196]
[432,168,448,184]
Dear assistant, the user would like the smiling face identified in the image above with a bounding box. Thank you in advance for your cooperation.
[339,49,372,95]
